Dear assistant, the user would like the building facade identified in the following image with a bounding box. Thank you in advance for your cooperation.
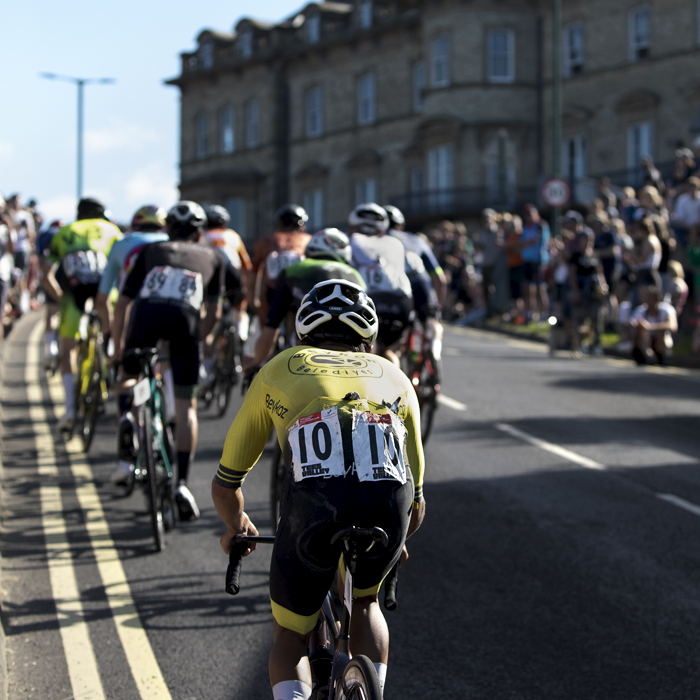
[167,0,700,241]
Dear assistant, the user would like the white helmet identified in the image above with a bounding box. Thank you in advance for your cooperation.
[296,279,378,348]
[305,228,352,263]
[348,203,389,236]
[166,201,207,239]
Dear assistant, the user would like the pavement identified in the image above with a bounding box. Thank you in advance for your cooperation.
[2,312,700,699]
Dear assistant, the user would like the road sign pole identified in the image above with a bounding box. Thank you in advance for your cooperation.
[77,79,84,200]
[552,0,562,238]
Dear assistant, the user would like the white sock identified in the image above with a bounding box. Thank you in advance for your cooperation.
[373,663,387,695]
[272,680,312,700]
[62,373,75,418]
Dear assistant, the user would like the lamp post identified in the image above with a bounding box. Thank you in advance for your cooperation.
[552,0,562,239]
[39,73,116,201]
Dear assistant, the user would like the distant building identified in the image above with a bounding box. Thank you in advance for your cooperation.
[166,0,700,241]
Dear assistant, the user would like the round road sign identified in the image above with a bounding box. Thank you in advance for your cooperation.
[541,178,571,208]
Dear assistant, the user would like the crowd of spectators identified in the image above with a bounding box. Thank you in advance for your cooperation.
[424,151,700,364]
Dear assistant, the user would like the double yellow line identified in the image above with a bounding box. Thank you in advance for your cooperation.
[26,322,172,699]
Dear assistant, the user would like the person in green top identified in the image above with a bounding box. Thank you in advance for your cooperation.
[244,228,365,369]
[43,197,122,432]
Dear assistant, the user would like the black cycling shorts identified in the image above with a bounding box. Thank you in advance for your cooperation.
[123,300,199,396]
[371,293,413,347]
[269,469,413,635]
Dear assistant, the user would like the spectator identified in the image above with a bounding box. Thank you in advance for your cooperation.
[596,177,617,210]
[673,176,700,245]
[629,214,662,289]
[520,204,550,318]
[641,156,666,196]
[629,283,678,365]
[0,196,16,343]
[638,185,668,222]
[619,187,639,225]
[503,213,525,323]
[666,260,688,318]
[474,208,504,317]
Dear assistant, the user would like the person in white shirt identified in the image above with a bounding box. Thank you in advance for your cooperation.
[0,196,16,343]
[629,284,677,365]
[673,176,700,242]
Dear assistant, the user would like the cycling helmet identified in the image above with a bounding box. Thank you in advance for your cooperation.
[275,203,308,229]
[131,204,166,231]
[205,204,230,230]
[165,201,207,240]
[348,203,389,235]
[77,197,106,219]
[383,205,405,230]
[296,279,378,349]
[305,228,352,263]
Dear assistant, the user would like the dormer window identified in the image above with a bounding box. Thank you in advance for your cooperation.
[200,43,214,69]
[306,14,321,44]
[358,1,372,29]
[238,30,253,58]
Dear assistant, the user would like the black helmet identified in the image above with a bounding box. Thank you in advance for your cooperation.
[275,203,308,230]
[383,205,405,230]
[296,279,378,349]
[77,197,106,220]
[165,201,207,240]
[205,204,230,230]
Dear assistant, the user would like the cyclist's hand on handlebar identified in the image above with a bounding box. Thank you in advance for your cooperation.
[399,545,409,567]
[220,511,259,556]
[407,499,426,539]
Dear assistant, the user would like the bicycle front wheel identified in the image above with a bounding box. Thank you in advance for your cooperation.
[143,406,164,552]
[339,655,382,700]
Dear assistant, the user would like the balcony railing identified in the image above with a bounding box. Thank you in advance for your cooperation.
[390,186,538,219]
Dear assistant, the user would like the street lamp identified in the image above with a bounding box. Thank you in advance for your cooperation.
[551,0,562,239]
[39,73,116,201]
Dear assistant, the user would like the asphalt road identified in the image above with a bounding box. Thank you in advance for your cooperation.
[3,312,700,700]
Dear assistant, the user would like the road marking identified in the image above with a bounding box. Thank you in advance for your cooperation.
[46,362,173,699]
[495,422,606,471]
[656,493,700,518]
[437,394,468,411]
[26,322,107,700]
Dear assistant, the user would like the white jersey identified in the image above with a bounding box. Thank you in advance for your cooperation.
[350,233,413,298]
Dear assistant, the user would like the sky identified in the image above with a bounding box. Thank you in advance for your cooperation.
[1,0,304,226]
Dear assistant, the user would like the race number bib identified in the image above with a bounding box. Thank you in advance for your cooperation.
[351,411,408,484]
[266,250,302,282]
[62,250,106,284]
[360,259,401,293]
[289,407,345,481]
[139,266,204,309]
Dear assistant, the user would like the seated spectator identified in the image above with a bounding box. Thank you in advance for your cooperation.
[629,284,678,364]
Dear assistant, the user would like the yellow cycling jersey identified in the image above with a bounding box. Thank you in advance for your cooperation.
[218,346,425,501]
[48,218,122,262]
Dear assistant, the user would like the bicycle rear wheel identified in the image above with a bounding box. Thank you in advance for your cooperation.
[143,406,164,552]
[269,442,284,535]
[81,346,104,452]
[339,655,382,700]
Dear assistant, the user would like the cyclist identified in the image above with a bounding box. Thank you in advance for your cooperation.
[349,203,414,366]
[94,205,169,337]
[0,196,15,344]
[43,197,123,432]
[213,278,426,700]
[245,228,365,369]
[36,219,64,369]
[111,201,224,520]
[250,204,311,324]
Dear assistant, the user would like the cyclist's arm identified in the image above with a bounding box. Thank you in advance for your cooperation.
[112,249,148,357]
[403,389,425,507]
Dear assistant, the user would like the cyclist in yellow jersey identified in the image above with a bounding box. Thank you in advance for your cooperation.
[213,279,426,700]
[43,197,122,432]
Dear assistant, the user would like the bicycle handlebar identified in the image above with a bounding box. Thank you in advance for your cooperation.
[383,562,399,611]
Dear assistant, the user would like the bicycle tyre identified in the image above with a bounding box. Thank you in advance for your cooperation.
[339,655,382,700]
[81,346,104,452]
[269,442,284,535]
[143,406,164,552]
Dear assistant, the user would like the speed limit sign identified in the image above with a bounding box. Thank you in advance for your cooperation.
[541,178,571,208]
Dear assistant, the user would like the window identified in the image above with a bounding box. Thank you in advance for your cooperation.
[219,108,235,154]
[629,7,650,61]
[226,198,246,238]
[246,100,260,148]
[413,61,426,112]
[195,114,209,159]
[628,121,654,169]
[355,178,377,205]
[306,88,323,138]
[563,23,584,76]
[562,135,587,181]
[430,35,450,88]
[200,43,214,69]
[410,168,424,193]
[303,189,324,231]
[306,14,320,44]
[428,145,454,208]
[238,30,253,58]
[358,1,372,29]
[357,73,376,125]
[488,30,515,83]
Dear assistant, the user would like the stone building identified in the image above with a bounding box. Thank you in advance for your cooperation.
[166,0,700,241]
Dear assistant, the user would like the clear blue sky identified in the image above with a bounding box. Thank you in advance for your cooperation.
[1,0,303,225]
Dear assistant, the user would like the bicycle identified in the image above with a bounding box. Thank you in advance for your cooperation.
[122,347,177,552]
[72,309,109,452]
[401,323,440,444]
[226,526,400,700]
